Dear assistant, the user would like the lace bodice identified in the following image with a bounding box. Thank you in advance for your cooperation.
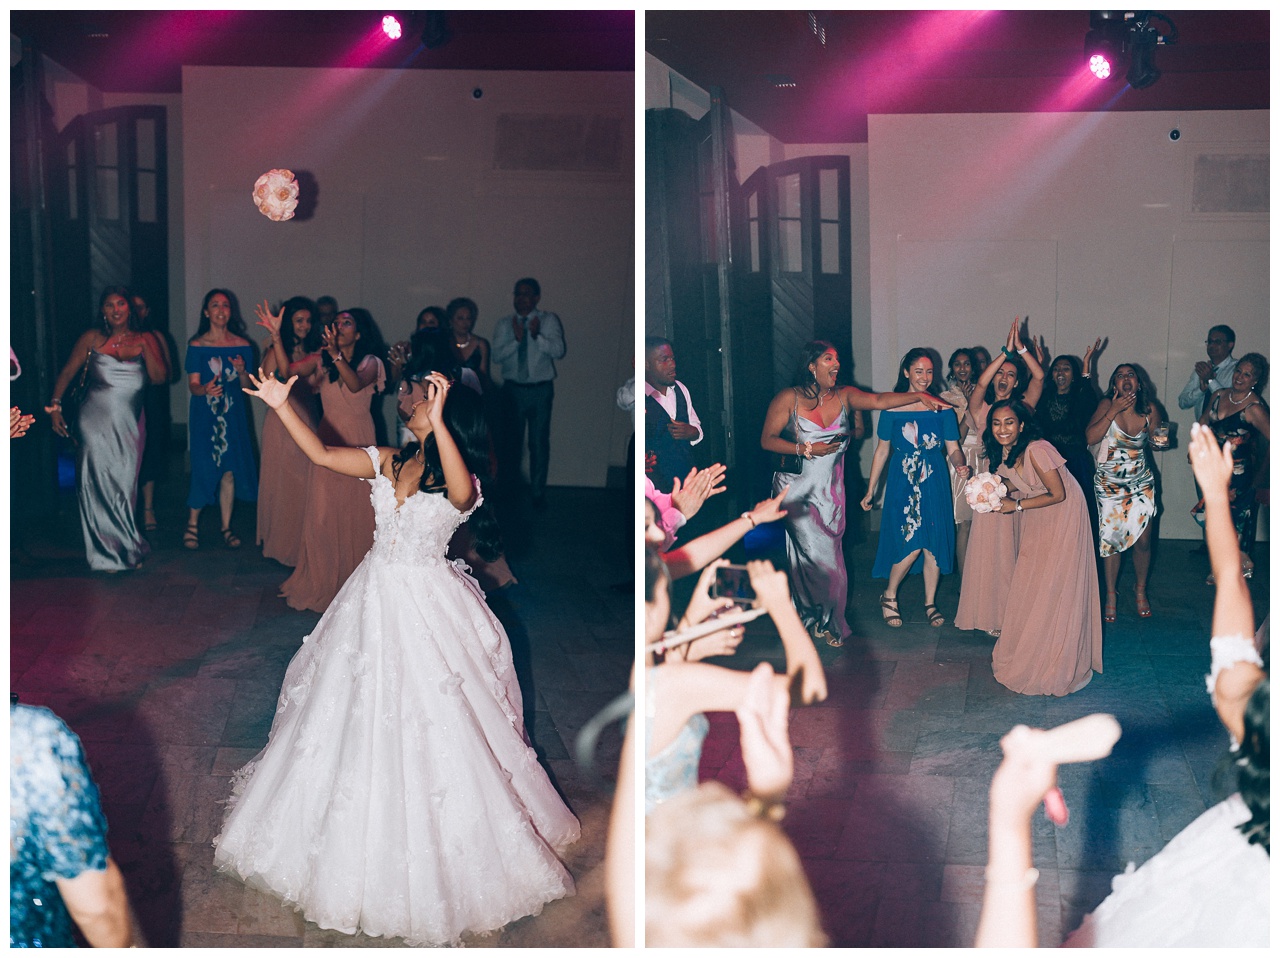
[362,447,480,565]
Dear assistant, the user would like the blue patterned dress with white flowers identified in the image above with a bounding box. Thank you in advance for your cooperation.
[871,408,959,577]
[185,343,258,509]
[10,704,111,948]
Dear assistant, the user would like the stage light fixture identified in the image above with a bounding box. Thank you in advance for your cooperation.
[1083,11,1177,89]
[1083,12,1128,81]
[382,15,403,40]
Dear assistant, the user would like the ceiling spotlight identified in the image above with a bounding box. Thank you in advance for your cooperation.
[1084,12,1128,81]
[381,15,403,40]
[1084,11,1178,89]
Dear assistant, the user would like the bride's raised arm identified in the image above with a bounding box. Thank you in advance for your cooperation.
[245,368,378,479]
[422,372,478,512]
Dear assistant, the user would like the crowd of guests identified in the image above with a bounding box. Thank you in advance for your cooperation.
[35,280,563,604]
[639,323,1268,947]
[685,316,1264,699]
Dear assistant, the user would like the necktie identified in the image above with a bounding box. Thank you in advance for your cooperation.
[517,316,529,381]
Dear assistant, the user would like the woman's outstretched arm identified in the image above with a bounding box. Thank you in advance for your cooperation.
[245,369,377,478]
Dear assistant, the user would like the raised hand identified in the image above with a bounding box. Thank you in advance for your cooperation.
[745,559,790,613]
[321,324,341,357]
[736,662,794,801]
[254,300,284,338]
[244,368,297,409]
[1109,391,1136,414]
[1188,422,1234,498]
[422,371,451,425]
[1083,337,1102,371]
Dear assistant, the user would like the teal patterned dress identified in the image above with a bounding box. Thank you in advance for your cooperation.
[871,408,959,577]
[185,343,258,509]
[10,705,111,948]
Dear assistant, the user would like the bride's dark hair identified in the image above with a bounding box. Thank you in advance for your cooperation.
[1236,642,1269,853]
[391,385,502,560]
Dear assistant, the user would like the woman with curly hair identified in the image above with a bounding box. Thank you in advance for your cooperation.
[1086,363,1162,622]
[761,340,950,646]
[1198,351,1269,577]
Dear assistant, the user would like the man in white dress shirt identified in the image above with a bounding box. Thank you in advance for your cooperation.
[1178,324,1238,419]
[643,337,702,494]
[492,278,565,507]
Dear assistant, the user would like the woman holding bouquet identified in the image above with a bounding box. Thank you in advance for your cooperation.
[985,400,1101,695]
[860,349,970,628]
[955,319,1045,635]
[761,341,950,646]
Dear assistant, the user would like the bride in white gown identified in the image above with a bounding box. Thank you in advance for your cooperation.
[213,368,579,945]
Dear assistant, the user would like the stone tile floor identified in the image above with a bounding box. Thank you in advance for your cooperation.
[11,481,632,948]
[701,529,1268,948]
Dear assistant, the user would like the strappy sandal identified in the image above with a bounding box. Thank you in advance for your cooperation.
[819,628,844,649]
[924,604,945,628]
[879,593,902,628]
[1103,591,1117,623]
[143,508,158,532]
[221,527,242,549]
[183,522,199,550]
[1134,589,1151,618]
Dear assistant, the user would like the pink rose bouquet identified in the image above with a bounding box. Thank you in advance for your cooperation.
[253,169,299,222]
[964,471,1007,514]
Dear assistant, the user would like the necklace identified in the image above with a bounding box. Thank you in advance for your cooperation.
[455,334,472,349]
[1226,389,1251,405]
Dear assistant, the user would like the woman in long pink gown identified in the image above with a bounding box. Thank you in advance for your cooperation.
[955,320,1044,635]
[255,297,322,566]
[985,400,1102,695]
[280,309,385,612]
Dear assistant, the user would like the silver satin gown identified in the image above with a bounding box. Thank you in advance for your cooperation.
[772,402,850,642]
[77,351,149,571]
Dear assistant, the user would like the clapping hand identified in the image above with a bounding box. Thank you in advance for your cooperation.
[11,407,35,439]
[245,368,297,408]
[669,463,727,521]
[230,354,246,376]
[667,420,700,441]
[254,300,284,340]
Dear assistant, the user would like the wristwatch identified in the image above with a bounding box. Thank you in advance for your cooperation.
[1015,500,1024,512]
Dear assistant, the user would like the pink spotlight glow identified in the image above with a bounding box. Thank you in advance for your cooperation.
[1088,54,1112,80]
[381,15,402,40]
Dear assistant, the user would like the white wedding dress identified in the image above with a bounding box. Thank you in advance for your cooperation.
[213,448,579,945]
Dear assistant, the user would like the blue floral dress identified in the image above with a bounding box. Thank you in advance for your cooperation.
[871,409,959,577]
[10,704,111,948]
[186,343,258,509]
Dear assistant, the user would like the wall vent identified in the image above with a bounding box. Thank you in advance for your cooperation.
[1190,153,1268,214]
